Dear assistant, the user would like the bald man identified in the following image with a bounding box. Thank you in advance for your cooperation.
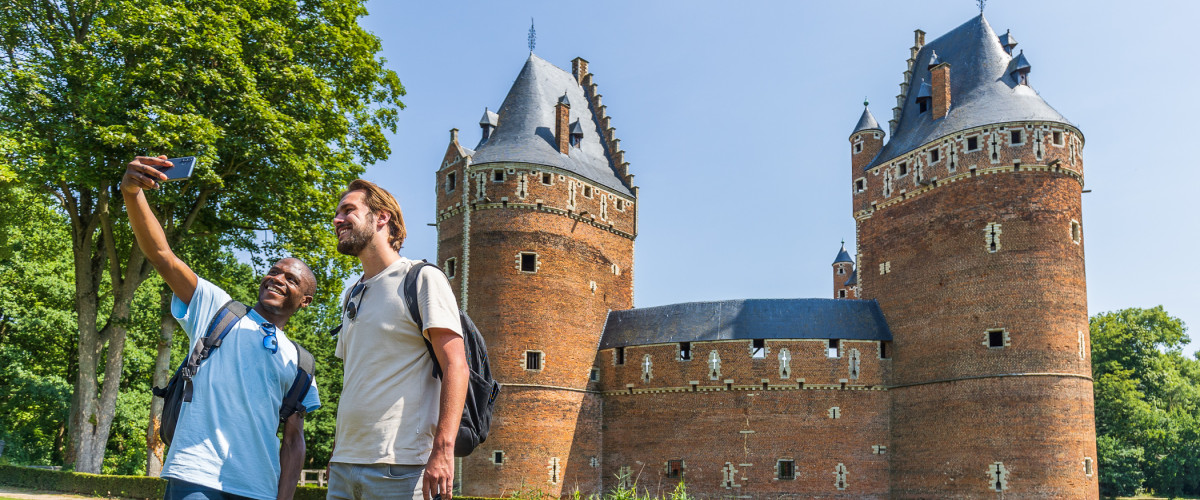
[123,156,321,500]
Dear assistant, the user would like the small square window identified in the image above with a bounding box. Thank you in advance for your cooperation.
[828,339,840,358]
[1053,131,1064,146]
[838,289,847,298]
[967,136,979,151]
[492,451,504,464]
[679,342,692,361]
[446,172,457,192]
[525,350,543,370]
[751,339,766,359]
[855,179,865,192]
[777,460,795,481]
[929,148,939,162]
[589,368,599,382]
[493,170,505,182]
[666,460,683,479]
[520,252,537,272]
[898,162,908,176]
[542,172,553,185]
[445,258,457,279]
[1011,130,1023,144]
[988,329,1005,348]
[583,186,593,198]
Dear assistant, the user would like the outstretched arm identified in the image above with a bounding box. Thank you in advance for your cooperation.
[121,155,198,304]
[423,328,467,500]
[278,411,306,500]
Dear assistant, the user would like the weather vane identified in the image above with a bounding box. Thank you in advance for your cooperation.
[528,18,536,53]
[977,0,986,14]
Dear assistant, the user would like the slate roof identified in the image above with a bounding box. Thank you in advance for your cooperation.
[852,106,883,135]
[600,298,892,349]
[833,244,854,264]
[866,15,1073,169]
[844,269,858,286]
[479,108,499,127]
[471,54,633,196]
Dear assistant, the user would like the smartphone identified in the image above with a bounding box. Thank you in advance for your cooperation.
[156,157,196,181]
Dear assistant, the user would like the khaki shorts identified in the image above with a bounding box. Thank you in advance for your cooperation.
[326,462,424,500]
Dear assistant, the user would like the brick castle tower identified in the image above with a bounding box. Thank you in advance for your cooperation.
[435,54,637,496]
[851,15,1097,498]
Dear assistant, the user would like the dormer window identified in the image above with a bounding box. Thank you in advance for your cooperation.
[569,120,584,148]
[915,79,932,114]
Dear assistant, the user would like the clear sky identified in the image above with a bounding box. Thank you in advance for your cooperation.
[349,0,1200,358]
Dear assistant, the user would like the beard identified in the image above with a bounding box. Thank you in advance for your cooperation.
[336,213,376,256]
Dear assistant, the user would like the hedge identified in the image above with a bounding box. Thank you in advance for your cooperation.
[0,464,504,500]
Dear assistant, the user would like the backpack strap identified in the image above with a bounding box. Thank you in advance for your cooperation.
[181,300,248,402]
[279,340,315,422]
[402,261,445,379]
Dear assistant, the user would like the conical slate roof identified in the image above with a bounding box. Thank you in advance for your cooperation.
[852,106,883,135]
[471,54,632,196]
[866,15,1074,169]
[833,243,854,264]
[479,108,499,127]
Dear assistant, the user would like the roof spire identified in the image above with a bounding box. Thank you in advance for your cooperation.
[863,97,869,107]
[528,18,536,53]
[977,0,986,14]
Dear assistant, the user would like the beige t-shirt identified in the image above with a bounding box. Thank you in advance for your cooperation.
[332,257,463,465]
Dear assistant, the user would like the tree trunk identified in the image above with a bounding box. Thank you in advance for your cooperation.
[146,286,175,476]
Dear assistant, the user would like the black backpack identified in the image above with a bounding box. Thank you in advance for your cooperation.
[403,261,501,457]
[152,300,316,447]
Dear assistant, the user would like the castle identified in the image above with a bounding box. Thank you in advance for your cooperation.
[433,14,1097,499]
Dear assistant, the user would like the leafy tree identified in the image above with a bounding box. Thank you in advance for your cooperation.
[1091,307,1200,497]
[0,0,403,473]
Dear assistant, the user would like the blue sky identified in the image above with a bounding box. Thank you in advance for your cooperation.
[351,1,1200,358]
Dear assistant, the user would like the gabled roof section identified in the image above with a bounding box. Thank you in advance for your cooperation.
[471,54,633,196]
[600,298,892,349]
[479,108,499,127]
[852,105,883,135]
[866,15,1073,169]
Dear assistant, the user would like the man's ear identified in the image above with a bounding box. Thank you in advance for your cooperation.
[300,294,314,309]
[374,210,390,230]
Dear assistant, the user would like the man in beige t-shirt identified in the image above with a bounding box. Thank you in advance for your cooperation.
[329,179,468,500]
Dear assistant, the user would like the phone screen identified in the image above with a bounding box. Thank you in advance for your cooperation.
[159,157,196,181]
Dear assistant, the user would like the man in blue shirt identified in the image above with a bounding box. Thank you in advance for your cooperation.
[123,155,320,500]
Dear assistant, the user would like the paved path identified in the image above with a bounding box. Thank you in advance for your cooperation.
[0,486,106,500]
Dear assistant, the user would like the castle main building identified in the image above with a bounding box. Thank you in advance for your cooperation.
[434,14,1097,499]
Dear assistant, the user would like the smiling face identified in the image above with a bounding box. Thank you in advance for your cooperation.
[256,257,316,318]
[334,190,386,256]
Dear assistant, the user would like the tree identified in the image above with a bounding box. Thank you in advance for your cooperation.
[0,0,403,473]
[1091,307,1200,497]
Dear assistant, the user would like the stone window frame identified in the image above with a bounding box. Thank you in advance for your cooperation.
[614,347,626,366]
[444,258,457,279]
[492,169,505,183]
[828,339,841,358]
[678,342,692,361]
[1084,457,1094,477]
[615,198,625,211]
[838,289,847,298]
[988,462,1009,491]
[1010,128,1025,146]
[541,172,554,185]
[775,459,796,481]
[548,457,560,484]
[928,146,940,164]
[1070,220,1082,245]
[984,222,1002,253]
[848,348,861,379]
[854,177,866,193]
[491,450,505,465]
[966,135,981,152]
[589,368,599,382]
[518,251,539,273]
[853,141,863,154]
[1052,130,1065,146]
[583,184,594,198]
[750,339,768,359]
[837,266,846,275]
[834,463,848,490]
[828,406,841,419]
[878,341,892,360]
[665,459,685,479]
[778,348,792,379]
[524,350,545,371]
[708,350,722,380]
[897,161,908,178]
[985,328,1011,349]
[445,171,457,193]
[641,354,653,382]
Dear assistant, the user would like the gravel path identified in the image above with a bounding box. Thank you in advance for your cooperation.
[0,486,110,500]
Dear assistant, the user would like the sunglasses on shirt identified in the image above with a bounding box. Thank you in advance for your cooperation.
[261,322,279,354]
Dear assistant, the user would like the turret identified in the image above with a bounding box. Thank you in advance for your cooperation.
[832,241,855,299]
[850,101,884,213]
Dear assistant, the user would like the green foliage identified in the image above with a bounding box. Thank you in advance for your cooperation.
[0,464,165,499]
[1092,307,1200,497]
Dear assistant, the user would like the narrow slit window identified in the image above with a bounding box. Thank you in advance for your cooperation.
[985,223,1001,253]
[880,341,891,359]
[445,258,457,279]
[492,451,504,464]
[589,368,599,382]
[614,347,625,365]
[1071,220,1082,244]
[520,252,537,272]
[679,342,692,361]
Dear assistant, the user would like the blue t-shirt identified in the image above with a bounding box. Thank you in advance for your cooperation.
[161,278,320,500]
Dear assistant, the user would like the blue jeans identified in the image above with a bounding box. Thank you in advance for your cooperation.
[326,462,424,500]
[164,479,255,500]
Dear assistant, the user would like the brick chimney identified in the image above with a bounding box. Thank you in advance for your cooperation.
[931,63,951,119]
[572,57,589,85]
[555,93,570,155]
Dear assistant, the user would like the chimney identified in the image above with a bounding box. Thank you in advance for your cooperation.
[450,128,459,144]
[572,57,589,85]
[555,93,571,155]
[914,29,925,48]
[931,63,951,119]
